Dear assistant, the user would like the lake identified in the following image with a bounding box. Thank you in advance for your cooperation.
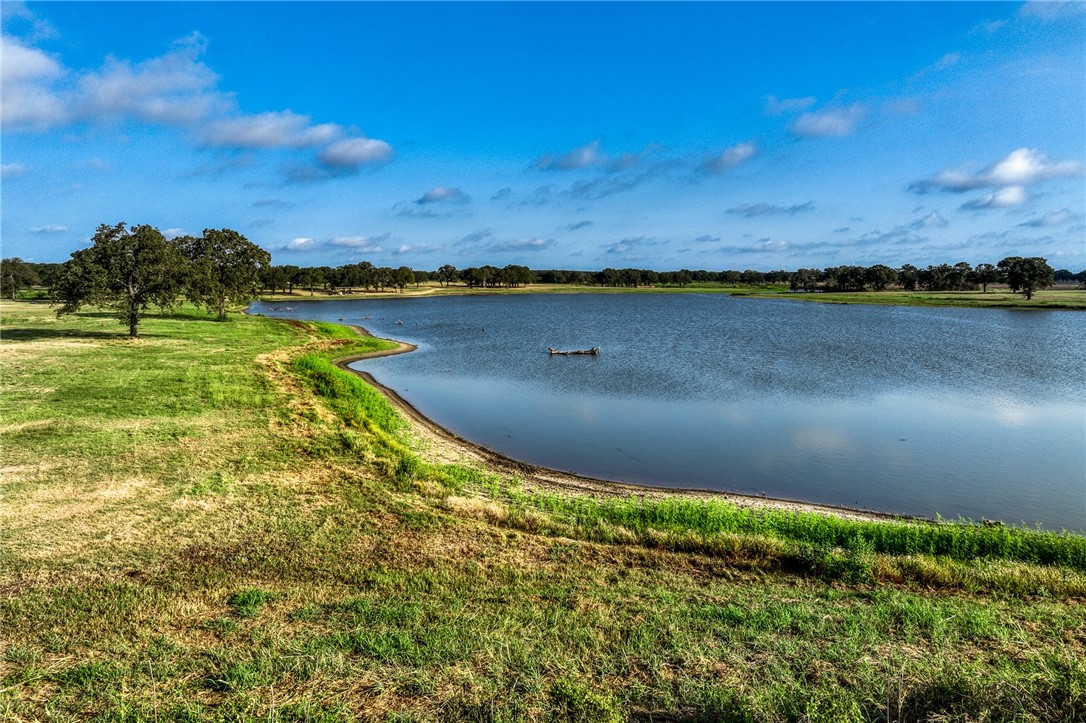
[250,294,1086,531]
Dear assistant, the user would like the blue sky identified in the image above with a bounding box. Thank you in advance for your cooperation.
[2,1,1084,271]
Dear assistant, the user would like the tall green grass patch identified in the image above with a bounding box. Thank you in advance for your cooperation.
[293,352,403,438]
[512,493,1086,571]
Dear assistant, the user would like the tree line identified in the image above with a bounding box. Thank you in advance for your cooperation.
[2,222,270,337]
[251,258,1074,299]
[2,221,1080,337]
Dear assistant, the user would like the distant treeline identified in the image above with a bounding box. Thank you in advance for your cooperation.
[3,256,1083,300]
[254,260,1077,295]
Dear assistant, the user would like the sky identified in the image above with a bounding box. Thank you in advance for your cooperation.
[2,1,1084,272]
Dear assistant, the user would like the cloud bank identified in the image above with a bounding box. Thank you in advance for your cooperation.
[910,148,1083,193]
[1,30,393,179]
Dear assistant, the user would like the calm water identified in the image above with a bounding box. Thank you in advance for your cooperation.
[250,295,1086,531]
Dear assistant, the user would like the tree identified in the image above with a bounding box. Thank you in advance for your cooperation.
[597,268,620,287]
[897,264,919,291]
[280,264,301,293]
[393,266,414,292]
[864,264,897,292]
[52,222,185,337]
[179,228,270,320]
[296,267,322,295]
[789,268,818,292]
[998,256,1054,300]
[970,263,1001,293]
[438,264,458,287]
[0,257,41,299]
[824,265,865,291]
[261,265,289,294]
[740,269,766,286]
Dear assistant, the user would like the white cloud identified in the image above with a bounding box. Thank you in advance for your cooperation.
[459,229,493,245]
[30,224,66,233]
[397,207,442,219]
[488,237,551,252]
[0,33,62,84]
[912,211,949,229]
[701,141,757,174]
[911,148,1084,193]
[417,186,469,204]
[789,104,867,138]
[1018,1,1086,21]
[602,236,656,257]
[253,198,293,209]
[76,34,226,126]
[960,186,1031,209]
[2,30,394,180]
[391,243,438,256]
[726,201,813,217]
[1,162,29,179]
[199,110,341,150]
[764,94,817,115]
[534,140,602,171]
[935,53,961,70]
[882,97,923,117]
[1019,208,1078,227]
[1,2,58,42]
[564,220,593,231]
[972,19,1008,35]
[163,228,185,239]
[80,157,109,171]
[0,34,67,130]
[317,136,393,168]
[329,235,384,250]
[285,237,317,250]
[567,174,646,200]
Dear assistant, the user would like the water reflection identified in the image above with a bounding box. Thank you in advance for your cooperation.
[250,295,1086,531]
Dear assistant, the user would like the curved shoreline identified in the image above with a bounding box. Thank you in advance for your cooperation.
[330,323,905,524]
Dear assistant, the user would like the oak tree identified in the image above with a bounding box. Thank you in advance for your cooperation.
[998,256,1054,300]
[52,223,186,337]
[180,228,270,320]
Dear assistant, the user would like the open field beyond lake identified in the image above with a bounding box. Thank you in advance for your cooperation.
[2,300,1085,722]
[255,282,1086,311]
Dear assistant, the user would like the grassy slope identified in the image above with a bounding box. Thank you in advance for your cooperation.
[1,301,1084,722]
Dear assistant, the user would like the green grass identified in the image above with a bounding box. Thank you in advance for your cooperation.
[3,299,1085,721]
[514,494,1086,569]
[259,282,1086,309]
[731,287,1086,310]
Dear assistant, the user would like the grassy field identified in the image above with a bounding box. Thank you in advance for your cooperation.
[730,287,1086,310]
[2,300,1084,722]
[257,283,1086,310]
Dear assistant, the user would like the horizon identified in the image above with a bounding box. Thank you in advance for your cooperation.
[2,1,1084,271]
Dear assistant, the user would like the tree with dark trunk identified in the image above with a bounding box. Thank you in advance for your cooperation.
[51,222,185,337]
[0,257,41,299]
[970,263,1000,292]
[998,256,1054,300]
[179,229,271,320]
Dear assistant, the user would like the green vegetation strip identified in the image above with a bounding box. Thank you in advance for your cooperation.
[515,495,1086,570]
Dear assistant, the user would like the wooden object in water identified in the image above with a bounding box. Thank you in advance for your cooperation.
[547,346,600,355]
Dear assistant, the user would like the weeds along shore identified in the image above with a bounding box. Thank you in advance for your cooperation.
[2,299,1084,721]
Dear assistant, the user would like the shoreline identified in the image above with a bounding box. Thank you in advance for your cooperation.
[330,322,905,525]
[256,284,1086,311]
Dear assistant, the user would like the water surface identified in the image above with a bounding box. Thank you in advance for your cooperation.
[251,294,1086,531]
